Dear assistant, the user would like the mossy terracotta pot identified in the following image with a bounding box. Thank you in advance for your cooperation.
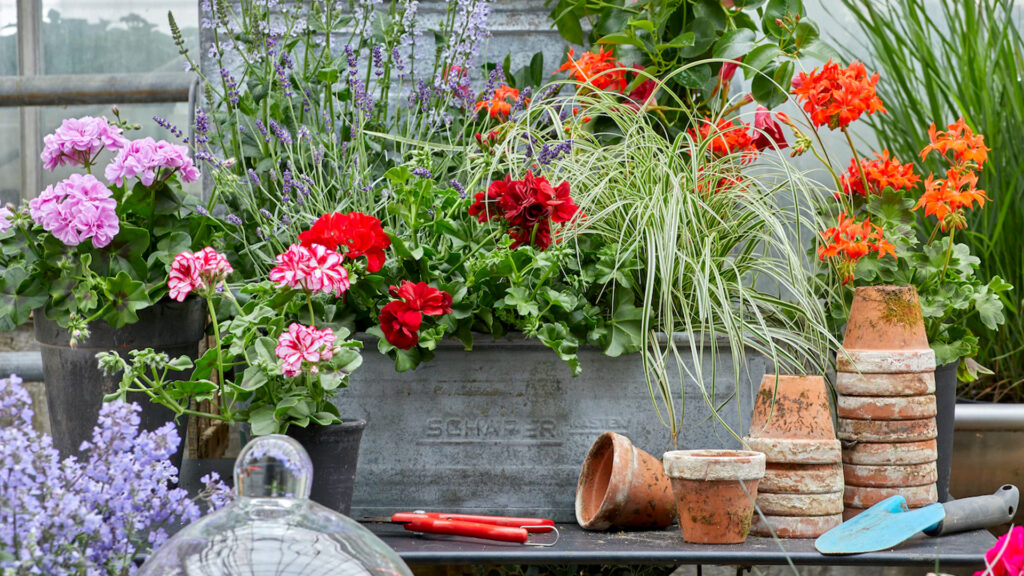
[843,285,930,352]
[663,450,765,544]
[574,432,676,531]
[742,375,841,465]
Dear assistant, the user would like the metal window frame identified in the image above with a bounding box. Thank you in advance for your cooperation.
[3,0,194,202]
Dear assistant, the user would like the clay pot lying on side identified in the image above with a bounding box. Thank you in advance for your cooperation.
[575,432,676,531]
[663,450,766,544]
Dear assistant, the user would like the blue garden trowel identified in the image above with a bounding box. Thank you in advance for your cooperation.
[816,485,1019,555]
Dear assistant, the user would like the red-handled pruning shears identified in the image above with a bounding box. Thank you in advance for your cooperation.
[366,512,559,546]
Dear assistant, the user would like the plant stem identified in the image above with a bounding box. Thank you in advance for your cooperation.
[307,294,316,327]
[207,297,226,404]
[939,228,956,282]
[843,126,871,200]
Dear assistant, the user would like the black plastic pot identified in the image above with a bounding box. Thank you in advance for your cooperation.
[287,419,366,515]
[34,297,207,469]
[935,359,958,503]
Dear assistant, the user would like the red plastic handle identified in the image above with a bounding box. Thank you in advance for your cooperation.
[402,517,529,543]
[392,512,554,531]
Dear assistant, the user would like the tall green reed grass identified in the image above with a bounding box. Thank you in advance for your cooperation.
[841,0,1024,400]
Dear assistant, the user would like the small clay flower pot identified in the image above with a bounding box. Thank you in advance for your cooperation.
[842,285,929,351]
[841,439,938,466]
[756,491,844,516]
[760,463,844,494]
[751,514,843,538]
[844,483,938,509]
[747,375,835,440]
[575,432,676,531]
[837,394,937,420]
[843,462,938,488]
[663,450,766,544]
[837,417,938,443]
[835,371,936,396]
[743,437,841,464]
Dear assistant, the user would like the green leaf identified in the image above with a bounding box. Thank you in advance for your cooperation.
[101,271,151,327]
[529,51,544,86]
[390,236,424,260]
[675,63,712,89]
[628,18,655,34]
[384,166,413,185]
[240,365,269,391]
[0,267,47,331]
[175,379,218,397]
[503,286,540,316]
[655,31,695,51]
[249,406,279,436]
[317,67,340,84]
[105,226,150,278]
[973,284,1006,331]
[166,355,194,371]
[799,39,840,61]
[319,371,345,391]
[751,60,793,108]
[598,32,644,49]
[763,0,803,38]
[742,44,783,79]
[713,28,756,60]
[190,347,221,382]
[536,322,580,376]
[550,0,584,46]
[605,289,643,357]
[794,20,819,48]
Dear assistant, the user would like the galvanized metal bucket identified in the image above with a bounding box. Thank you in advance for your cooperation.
[333,334,766,522]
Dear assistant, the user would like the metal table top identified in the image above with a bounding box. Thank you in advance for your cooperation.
[365,523,995,568]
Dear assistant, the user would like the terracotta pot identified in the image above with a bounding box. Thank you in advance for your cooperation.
[841,439,938,466]
[747,375,835,440]
[575,432,676,531]
[835,371,936,396]
[842,285,929,351]
[664,450,765,544]
[844,483,938,508]
[760,463,844,494]
[755,491,844,516]
[836,349,936,374]
[837,417,938,443]
[843,462,938,488]
[837,394,937,420]
[744,437,841,464]
[751,514,842,538]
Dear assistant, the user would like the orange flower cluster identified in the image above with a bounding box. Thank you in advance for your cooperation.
[913,118,990,231]
[840,150,919,197]
[475,85,525,120]
[818,212,896,284]
[555,47,628,92]
[791,60,885,130]
[919,118,989,169]
[688,118,758,163]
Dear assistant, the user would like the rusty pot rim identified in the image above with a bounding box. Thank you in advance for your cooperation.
[574,432,635,530]
[663,449,765,481]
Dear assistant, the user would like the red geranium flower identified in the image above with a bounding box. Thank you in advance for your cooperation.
[390,281,453,317]
[470,172,579,250]
[379,300,422,350]
[555,47,628,92]
[299,211,391,272]
[840,149,919,197]
[688,118,758,162]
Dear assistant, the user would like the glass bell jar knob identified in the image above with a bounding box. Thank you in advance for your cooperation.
[139,434,412,576]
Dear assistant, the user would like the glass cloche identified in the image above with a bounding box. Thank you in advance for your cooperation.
[140,435,412,576]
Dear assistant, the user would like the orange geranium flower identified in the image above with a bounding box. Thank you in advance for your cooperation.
[555,47,628,92]
[913,169,989,230]
[819,212,896,284]
[475,84,525,120]
[840,150,920,197]
[920,117,989,169]
[791,59,885,130]
[688,118,758,163]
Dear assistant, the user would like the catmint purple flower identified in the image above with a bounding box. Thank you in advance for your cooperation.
[392,46,405,73]
[40,116,128,171]
[349,77,375,120]
[154,116,184,139]
[260,208,274,219]
[439,0,490,73]
[538,139,573,166]
[449,179,467,199]
[257,227,267,240]
[194,204,210,217]
[226,214,242,225]
[412,167,432,179]
[345,44,358,75]
[372,45,384,76]
[297,126,312,142]
[312,145,325,165]
[220,68,240,104]
[0,374,229,574]
[248,168,261,185]
[104,137,201,186]
[30,174,119,248]
[398,0,420,44]
[276,52,294,97]
[268,120,293,146]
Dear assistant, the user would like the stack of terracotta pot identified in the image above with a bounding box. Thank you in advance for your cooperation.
[836,285,939,520]
[743,375,844,538]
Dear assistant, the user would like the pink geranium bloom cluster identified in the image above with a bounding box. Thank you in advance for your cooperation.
[0,207,13,234]
[275,323,337,377]
[167,247,233,301]
[28,174,119,248]
[104,137,201,187]
[40,116,128,172]
[269,244,350,296]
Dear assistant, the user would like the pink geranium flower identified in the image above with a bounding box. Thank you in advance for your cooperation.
[28,174,119,248]
[976,526,1024,576]
[40,116,128,172]
[167,247,233,301]
[104,137,201,186]
[0,207,13,234]
[269,244,350,296]
[275,323,337,377]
